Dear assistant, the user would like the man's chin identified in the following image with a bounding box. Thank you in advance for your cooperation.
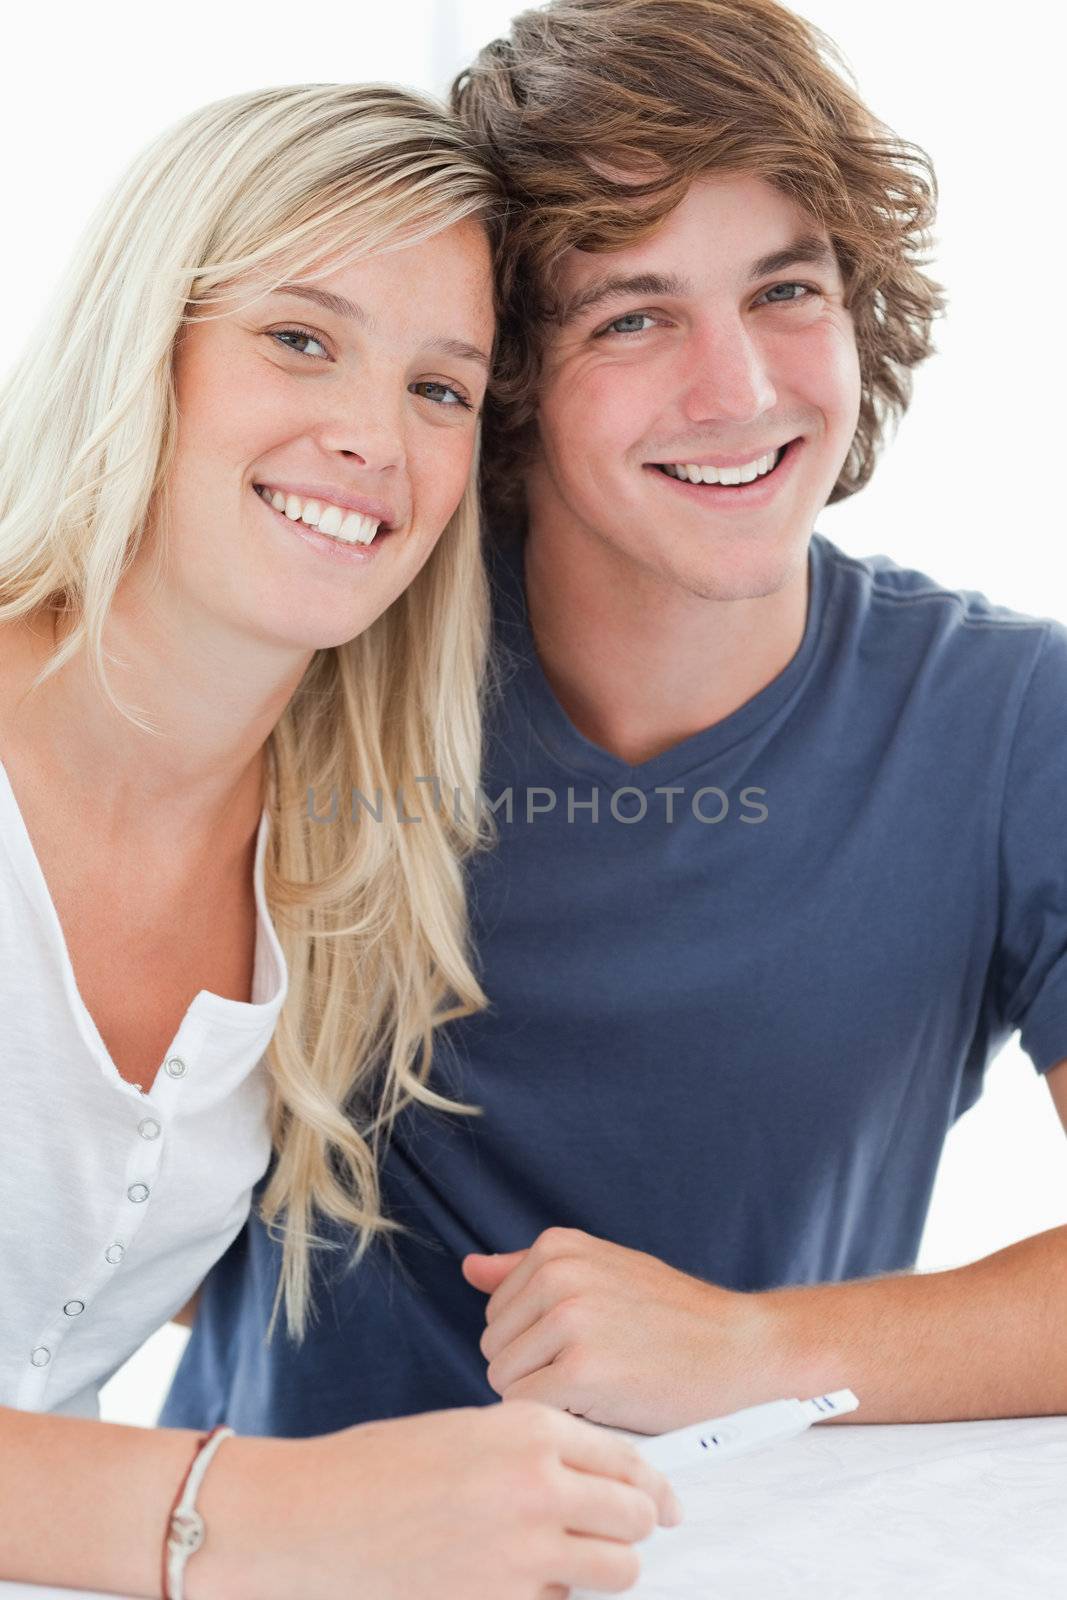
[613,521,810,605]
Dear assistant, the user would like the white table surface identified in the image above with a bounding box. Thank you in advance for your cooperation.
[589,1414,1067,1599]
[5,1415,1066,1600]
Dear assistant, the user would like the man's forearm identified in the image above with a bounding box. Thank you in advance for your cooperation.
[761,1224,1067,1422]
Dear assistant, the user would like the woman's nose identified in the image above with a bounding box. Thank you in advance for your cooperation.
[314,378,407,473]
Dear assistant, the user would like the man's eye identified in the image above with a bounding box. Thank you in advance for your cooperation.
[602,312,657,336]
[270,327,329,359]
[757,283,814,305]
[411,381,472,410]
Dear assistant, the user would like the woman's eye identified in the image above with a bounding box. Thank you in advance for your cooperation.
[271,327,329,359]
[601,312,657,336]
[758,282,814,305]
[412,380,472,410]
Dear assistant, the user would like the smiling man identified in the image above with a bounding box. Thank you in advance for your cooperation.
[163,0,1067,1440]
[513,173,859,769]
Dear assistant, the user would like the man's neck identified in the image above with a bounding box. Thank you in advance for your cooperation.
[522,516,811,767]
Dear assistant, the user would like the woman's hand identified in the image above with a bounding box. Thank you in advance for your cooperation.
[197,1399,682,1599]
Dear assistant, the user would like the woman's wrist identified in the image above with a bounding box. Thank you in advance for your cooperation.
[184,1431,306,1600]
[162,1426,235,1600]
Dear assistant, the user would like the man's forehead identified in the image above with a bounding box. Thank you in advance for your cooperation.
[552,172,837,314]
[559,168,831,265]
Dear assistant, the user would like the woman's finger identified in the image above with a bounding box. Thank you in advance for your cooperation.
[554,1414,683,1528]
[559,1469,658,1544]
[552,1531,643,1594]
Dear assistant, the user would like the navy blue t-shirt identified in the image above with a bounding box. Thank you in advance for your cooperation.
[162,532,1067,1436]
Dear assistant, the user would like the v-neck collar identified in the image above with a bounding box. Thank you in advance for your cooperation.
[488,532,831,791]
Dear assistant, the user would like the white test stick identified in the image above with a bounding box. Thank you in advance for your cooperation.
[638,1388,859,1473]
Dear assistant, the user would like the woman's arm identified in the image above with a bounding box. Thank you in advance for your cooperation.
[0,1400,681,1600]
[0,1406,200,1595]
[170,1292,200,1329]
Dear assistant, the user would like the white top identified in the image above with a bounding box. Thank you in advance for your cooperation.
[0,759,288,1419]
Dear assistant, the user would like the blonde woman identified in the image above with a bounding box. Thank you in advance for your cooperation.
[0,86,678,1599]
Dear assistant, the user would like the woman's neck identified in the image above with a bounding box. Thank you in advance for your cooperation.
[0,565,312,848]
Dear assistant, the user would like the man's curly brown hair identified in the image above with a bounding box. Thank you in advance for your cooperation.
[452,0,945,530]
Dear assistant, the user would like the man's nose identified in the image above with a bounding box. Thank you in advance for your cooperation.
[679,317,777,426]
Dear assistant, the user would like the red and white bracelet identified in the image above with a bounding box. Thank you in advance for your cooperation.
[162,1424,235,1600]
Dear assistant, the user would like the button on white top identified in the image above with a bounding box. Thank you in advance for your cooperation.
[164,1056,188,1079]
[63,1300,85,1317]
[0,766,287,1418]
[138,1117,161,1141]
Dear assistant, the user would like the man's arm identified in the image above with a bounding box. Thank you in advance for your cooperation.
[464,1067,1067,1432]
[1047,1056,1067,1132]
[759,1058,1067,1424]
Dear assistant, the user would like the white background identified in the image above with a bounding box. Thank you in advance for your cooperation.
[2,0,1063,1425]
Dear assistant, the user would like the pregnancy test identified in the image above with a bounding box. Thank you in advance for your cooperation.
[638,1388,859,1473]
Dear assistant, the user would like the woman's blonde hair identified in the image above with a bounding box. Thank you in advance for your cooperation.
[0,84,502,1336]
[453,0,946,527]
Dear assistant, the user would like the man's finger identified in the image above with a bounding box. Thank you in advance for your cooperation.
[486,1305,570,1394]
[484,1231,581,1327]
[481,1269,565,1362]
[499,1364,574,1411]
[462,1249,526,1294]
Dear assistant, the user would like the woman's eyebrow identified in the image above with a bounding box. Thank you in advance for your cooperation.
[427,337,491,368]
[273,283,369,323]
[269,283,490,368]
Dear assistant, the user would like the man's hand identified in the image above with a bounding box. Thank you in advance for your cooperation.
[462,1227,782,1434]
[466,1214,1067,1427]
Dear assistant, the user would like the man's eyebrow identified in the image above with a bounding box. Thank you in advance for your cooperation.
[747,233,838,281]
[558,234,838,326]
[559,272,692,326]
[270,283,490,367]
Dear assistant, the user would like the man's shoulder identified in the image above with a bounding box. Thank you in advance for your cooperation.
[815,534,1065,694]
[817,533,1056,633]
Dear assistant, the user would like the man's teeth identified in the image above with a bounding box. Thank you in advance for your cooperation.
[659,447,783,486]
[256,485,382,545]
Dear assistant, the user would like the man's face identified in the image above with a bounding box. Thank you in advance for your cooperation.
[528,173,862,602]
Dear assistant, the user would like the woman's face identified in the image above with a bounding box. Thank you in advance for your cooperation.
[163,217,494,651]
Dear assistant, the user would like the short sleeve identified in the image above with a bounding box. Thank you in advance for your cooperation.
[995,620,1067,1072]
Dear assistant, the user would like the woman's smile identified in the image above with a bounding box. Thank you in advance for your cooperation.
[252,481,398,563]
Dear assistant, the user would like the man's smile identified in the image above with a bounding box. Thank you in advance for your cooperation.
[644,436,802,504]
[652,440,791,484]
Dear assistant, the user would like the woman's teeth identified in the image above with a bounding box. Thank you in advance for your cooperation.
[658,446,784,486]
[255,484,382,545]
